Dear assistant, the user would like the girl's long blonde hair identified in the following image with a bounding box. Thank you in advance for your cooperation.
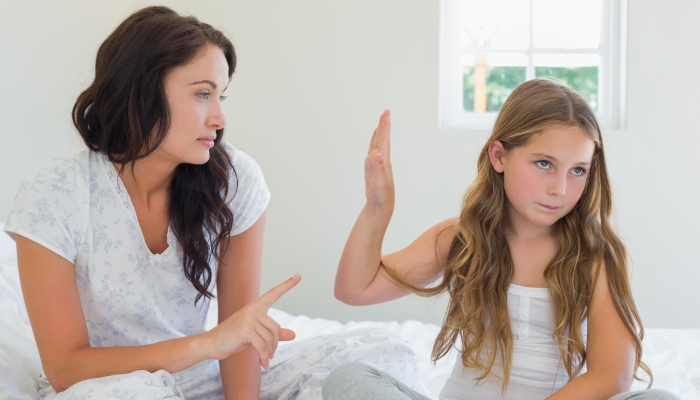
[386,78,651,390]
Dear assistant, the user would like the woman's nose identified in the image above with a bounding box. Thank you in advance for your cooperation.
[208,100,227,129]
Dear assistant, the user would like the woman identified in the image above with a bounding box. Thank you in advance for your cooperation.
[5,6,299,399]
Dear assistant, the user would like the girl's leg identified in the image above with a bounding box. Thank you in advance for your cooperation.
[262,329,425,400]
[608,389,682,400]
[322,363,430,400]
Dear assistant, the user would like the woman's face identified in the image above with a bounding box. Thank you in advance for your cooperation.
[154,43,229,165]
[490,126,596,233]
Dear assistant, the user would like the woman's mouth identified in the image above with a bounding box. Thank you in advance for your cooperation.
[197,136,216,148]
[537,203,560,211]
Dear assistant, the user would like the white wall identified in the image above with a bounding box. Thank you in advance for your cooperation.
[0,1,697,328]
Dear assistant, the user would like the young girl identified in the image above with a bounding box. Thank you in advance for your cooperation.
[324,79,680,400]
[4,6,302,399]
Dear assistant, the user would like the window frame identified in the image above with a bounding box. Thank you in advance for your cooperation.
[439,0,627,130]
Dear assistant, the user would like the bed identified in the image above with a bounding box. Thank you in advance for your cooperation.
[1,223,698,399]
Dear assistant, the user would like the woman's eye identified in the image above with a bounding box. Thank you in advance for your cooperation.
[571,167,586,176]
[197,92,210,100]
[219,95,228,101]
[536,160,551,169]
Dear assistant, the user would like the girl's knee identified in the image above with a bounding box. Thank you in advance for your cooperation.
[323,363,376,399]
[609,389,682,400]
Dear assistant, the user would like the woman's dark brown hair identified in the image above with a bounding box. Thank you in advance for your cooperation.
[73,6,236,304]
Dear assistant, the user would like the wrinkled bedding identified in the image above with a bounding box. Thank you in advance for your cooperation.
[1,224,698,399]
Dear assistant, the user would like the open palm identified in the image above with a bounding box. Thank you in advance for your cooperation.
[364,110,395,212]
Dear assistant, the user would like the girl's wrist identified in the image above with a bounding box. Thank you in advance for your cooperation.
[364,202,394,222]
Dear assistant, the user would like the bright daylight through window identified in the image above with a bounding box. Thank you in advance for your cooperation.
[440,0,626,129]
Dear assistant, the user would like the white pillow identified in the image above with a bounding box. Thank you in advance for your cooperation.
[0,222,41,399]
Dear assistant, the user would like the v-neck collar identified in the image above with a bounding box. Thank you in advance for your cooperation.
[99,152,176,264]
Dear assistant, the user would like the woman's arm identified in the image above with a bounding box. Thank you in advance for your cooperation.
[217,210,267,400]
[335,110,457,305]
[17,228,297,393]
[545,263,636,400]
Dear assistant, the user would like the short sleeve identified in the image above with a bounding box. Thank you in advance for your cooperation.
[221,140,271,236]
[3,157,89,263]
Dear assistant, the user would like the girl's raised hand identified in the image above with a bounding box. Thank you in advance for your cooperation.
[364,110,395,214]
[202,274,301,370]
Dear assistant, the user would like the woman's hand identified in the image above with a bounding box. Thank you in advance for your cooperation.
[203,274,301,369]
[364,110,395,215]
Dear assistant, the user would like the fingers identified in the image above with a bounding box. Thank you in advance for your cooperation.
[369,110,391,155]
[253,322,275,363]
[280,328,296,341]
[255,274,301,311]
[248,333,271,370]
[257,314,281,355]
[249,314,294,369]
[368,128,378,154]
[377,110,391,158]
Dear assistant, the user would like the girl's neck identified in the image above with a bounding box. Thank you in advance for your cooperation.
[504,202,555,241]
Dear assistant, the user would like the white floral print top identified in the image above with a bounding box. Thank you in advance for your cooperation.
[3,140,270,348]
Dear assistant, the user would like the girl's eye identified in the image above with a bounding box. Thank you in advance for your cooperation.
[571,167,587,176]
[197,92,210,100]
[219,95,228,101]
[536,160,551,169]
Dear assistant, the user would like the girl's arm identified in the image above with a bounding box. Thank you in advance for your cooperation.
[17,230,298,393]
[217,210,267,399]
[545,263,636,400]
[335,110,457,306]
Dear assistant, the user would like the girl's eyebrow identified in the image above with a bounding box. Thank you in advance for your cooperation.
[531,152,591,166]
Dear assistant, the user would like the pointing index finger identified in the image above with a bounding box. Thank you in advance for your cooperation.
[255,274,301,311]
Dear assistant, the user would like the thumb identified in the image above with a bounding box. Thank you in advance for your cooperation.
[375,153,384,167]
[280,328,296,341]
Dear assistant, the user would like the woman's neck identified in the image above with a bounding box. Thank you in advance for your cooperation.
[114,153,177,209]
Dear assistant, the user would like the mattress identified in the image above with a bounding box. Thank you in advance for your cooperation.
[1,224,698,399]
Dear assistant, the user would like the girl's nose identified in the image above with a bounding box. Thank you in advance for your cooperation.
[548,173,567,197]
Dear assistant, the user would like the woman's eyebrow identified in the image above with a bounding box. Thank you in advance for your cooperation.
[190,79,217,88]
[189,79,229,91]
[531,152,591,166]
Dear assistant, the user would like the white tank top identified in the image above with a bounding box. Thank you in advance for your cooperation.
[439,284,587,400]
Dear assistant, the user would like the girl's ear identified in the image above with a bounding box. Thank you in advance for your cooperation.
[488,140,506,173]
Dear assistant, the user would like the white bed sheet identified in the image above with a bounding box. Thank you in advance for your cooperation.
[1,223,699,399]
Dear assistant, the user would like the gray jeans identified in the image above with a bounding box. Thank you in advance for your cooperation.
[322,363,682,400]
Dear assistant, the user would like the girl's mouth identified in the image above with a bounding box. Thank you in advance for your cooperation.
[538,203,560,211]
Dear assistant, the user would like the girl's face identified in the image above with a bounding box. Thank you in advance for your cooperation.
[153,43,229,166]
[489,126,596,233]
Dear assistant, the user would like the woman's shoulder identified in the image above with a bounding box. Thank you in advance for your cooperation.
[4,149,97,262]
[218,139,270,235]
[219,139,260,173]
[219,139,267,189]
[16,149,95,199]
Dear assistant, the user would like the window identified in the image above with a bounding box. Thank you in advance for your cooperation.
[439,0,626,129]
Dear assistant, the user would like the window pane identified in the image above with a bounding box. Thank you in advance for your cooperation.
[534,54,599,110]
[533,0,601,49]
[462,54,527,113]
[460,0,529,50]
